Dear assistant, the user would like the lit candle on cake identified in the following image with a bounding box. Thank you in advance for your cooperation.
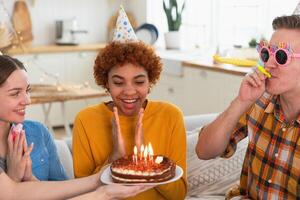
[144,146,148,165]
[140,144,144,161]
[133,146,138,164]
[148,143,154,164]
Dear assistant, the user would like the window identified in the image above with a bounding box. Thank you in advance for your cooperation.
[147,0,299,50]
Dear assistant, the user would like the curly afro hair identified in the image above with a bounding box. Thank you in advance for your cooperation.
[94,41,162,89]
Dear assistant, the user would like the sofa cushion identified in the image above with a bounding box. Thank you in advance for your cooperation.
[54,139,74,179]
[186,129,248,197]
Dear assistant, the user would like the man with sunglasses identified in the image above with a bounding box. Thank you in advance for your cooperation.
[195,15,300,199]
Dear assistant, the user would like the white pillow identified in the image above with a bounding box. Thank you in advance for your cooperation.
[186,130,248,196]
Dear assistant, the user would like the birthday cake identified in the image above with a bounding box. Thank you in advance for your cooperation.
[110,155,176,183]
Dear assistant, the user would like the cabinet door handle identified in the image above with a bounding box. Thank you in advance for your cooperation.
[168,87,174,93]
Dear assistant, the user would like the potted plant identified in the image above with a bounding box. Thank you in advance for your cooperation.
[163,0,185,49]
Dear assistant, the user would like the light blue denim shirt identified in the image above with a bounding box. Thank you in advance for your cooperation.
[23,120,68,181]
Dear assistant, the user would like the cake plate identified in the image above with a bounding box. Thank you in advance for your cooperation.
[100,165,183,186]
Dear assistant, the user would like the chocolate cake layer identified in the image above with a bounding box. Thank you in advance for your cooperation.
[110,155,176,183]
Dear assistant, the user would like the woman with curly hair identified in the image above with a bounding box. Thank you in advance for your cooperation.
[72,41,187,200]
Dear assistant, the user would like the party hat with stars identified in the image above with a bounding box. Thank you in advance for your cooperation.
[293,1,300,15]
[113,5,138,42]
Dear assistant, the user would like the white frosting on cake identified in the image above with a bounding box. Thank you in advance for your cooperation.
[155,156,163,164]
[111,173,173,182]
[112,167,171,176]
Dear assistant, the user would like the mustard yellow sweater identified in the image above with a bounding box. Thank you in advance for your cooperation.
[72,101,187,200]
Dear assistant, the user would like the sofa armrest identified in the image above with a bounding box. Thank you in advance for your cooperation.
[54,139,74,179]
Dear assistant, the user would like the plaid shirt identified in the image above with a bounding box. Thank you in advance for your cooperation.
[223,93,300,199]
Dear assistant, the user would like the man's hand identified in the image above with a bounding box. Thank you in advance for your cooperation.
[238,68,266,104]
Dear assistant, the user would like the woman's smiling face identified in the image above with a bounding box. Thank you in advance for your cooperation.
[107,63,149,116]
[0,69,31,124]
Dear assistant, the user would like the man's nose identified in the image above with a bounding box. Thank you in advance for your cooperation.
[265,55,277,70]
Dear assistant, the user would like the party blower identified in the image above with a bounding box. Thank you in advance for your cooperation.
[257,60,271,78]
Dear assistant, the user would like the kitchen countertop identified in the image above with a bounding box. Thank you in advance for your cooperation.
[182,57,252,76]
[157,48,254,76]
[6,43,106,55]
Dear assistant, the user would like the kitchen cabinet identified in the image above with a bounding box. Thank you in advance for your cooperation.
[149,59,243,115]
[15,51,110,128]
[183,67,242,114]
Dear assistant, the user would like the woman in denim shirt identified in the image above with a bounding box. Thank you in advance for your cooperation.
[0,55,67,181]
[24,120,67,180]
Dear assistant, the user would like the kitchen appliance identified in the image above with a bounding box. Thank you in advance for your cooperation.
[55,18,87,45]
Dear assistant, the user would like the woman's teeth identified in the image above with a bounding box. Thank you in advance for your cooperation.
[122,99,137,103]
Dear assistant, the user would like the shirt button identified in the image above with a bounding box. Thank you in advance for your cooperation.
[275,153,279,157]
[282,127,287,131]
[41,158,44,162]
[268,179,272,183]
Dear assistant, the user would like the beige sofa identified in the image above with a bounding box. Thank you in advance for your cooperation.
[184,114,248,200]
[55,113,248,200]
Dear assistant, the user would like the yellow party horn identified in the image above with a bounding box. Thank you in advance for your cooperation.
[257,61,271,78]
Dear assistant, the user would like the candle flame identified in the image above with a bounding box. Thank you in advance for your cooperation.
[148,143,154,156]
[144,145,148,157]
[141,144,144,153]
[134,146,137,155]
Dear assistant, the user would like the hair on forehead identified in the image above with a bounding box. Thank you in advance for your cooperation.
[94,41,162,89]
[273,15,300,30]
[0,55,26,86]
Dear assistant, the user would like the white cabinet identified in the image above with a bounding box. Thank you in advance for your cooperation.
[149,59,243,115]
[183,67,242,115]
[15,51,109,127]
[149,59,186,110]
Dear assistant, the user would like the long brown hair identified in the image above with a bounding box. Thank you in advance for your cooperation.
[0,55,26,86]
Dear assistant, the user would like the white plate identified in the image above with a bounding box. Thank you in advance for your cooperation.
[100,165,183,186]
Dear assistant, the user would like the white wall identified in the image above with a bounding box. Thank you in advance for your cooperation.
[1,0,147,45]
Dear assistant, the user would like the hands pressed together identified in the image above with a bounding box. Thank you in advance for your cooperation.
[6,127,35,182]
[110,107,144,162]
